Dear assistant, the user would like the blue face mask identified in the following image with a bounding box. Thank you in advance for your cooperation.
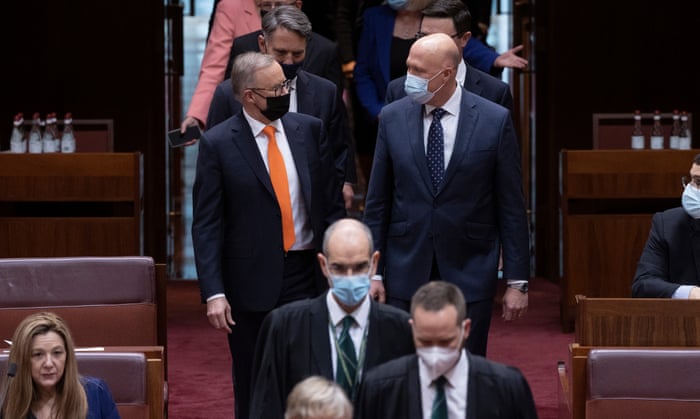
[386,0,408,10]
[330,273,371,306]
[682,183,700,219]
[404,70,445,104]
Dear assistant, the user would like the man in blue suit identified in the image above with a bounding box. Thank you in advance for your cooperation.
[207,5,356,209]
[385,0,514,114]
[192,51,345,419]
[363,33,529,357]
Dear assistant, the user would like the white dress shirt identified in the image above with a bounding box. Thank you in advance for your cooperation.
[423,86,463,171]
[326,292,371,379]
[419,348,469,419]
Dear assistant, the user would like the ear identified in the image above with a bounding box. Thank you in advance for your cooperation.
[461,318,471,341]
[317,253,330,276]
[258,34,266,53]
[461,31,472,47]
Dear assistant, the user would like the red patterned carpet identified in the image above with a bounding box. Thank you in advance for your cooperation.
[166,278,573,418]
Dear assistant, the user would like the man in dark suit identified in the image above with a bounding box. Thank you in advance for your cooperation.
[192,51,345,419]
[209,5,356,209]
[632,153,700,299]
[354,281,538,419]
[224,1,345,96]
[249,218,414,418]
[385,0,513,113]
[363,33,530,357]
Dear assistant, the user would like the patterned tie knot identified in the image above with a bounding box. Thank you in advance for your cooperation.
[431,107,447,121]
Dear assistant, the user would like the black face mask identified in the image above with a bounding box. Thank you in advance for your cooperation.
[260,93,290,121]
[280,62,303,80]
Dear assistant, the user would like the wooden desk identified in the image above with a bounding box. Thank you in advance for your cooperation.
[0,152,142,257]
[559,149,698,332]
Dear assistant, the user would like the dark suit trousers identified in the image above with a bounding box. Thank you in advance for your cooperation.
[386,255,494,357]
[227,249,319,419]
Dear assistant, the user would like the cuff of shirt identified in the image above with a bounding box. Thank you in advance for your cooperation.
[672,285,694,299]
[371,275,383,281]
[206,293,226,302]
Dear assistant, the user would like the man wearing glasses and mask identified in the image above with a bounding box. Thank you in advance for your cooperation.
[633,153,700,299]
[209,5,355,209]
[192,51,345,419]
[249,218,415,418]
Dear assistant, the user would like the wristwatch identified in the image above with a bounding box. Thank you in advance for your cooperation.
[507,281,529,294]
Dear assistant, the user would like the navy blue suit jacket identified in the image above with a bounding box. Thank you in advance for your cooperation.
[363,88,529,303]
[354,353,538,419]
[249,293,414,418]
[207,70,356,184]
[192,111,345,312]
[633,206,700,297]
[385,60,514,113]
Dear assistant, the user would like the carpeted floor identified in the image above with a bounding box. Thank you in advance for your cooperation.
[166,277,573,418]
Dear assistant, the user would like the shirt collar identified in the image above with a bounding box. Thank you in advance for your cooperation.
[424,83,462,119]
[326,290,371,330]
[243,106,284,137]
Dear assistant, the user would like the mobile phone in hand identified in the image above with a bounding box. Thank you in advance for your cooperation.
[168,125,201,147]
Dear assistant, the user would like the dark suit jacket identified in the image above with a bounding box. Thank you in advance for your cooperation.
[225,29,345,95]
[191,111,345,312]
[385,60,514,113]
[363,89,530,303]
[249,293,415,418]
[354,353,538,419]
[207,69,356,184]
[632,206,700,297]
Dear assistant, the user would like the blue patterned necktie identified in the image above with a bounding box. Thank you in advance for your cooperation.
[431,375,448,419]
[427,108,447,192]
[335,315,358,399]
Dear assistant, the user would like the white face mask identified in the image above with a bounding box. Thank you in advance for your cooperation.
[416,328,464,380]
[682,183,700,219]
[404,70,446,104]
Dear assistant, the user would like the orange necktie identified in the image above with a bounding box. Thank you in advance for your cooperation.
[263,126,295,251]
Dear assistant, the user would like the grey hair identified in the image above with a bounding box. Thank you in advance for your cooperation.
[230,52,277,101]
[285,376,353,419]
[261,5,312,41]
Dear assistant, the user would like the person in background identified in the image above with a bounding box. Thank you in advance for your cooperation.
[208,5,356,208]
[632,153,700,299]
[192,52,345,419]
[363,33,529,357]
[179,0,261,135]
[385,0,514,114]
[249,218,414,417]
[354,281,538,419]
[0,312,120,419]
[284,376,353,419]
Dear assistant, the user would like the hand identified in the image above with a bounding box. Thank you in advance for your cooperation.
[180,116,203,146]
[343,183,355,209]
[342,61,356,79]
[206,296,235,333]
[690,287,700,299]
[501,286,528,321]
[369,279,386,303]
[493,44,528,70]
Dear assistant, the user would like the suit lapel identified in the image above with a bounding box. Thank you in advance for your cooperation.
[230,112,276,198]
[310,295,334,378]
[406,103,435,195]
[690,218,700,280]
[466,353,498,419]
[441,89,477,190]
[281,115,313,209]
[363,301,381,370]
[294,71,314,115]
[463,61,484,97]
[408,357,423,419]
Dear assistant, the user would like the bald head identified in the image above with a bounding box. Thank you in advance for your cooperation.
[411,33,462,69]
[405,33,460,106]
[322,218,373,257]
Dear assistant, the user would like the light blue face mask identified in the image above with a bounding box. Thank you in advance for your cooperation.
[404,70,445,104]
[331,273,371,306]
[682,183,700,219]
[386,0,408,10]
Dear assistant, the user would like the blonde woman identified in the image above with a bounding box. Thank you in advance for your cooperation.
[0,312,119,419]
[285,376,352,419]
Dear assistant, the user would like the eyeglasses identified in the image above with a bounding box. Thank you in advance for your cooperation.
[248,79,293,97]
[414,31,462,40]
[682,176,700,189]
[259,0,297,12]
